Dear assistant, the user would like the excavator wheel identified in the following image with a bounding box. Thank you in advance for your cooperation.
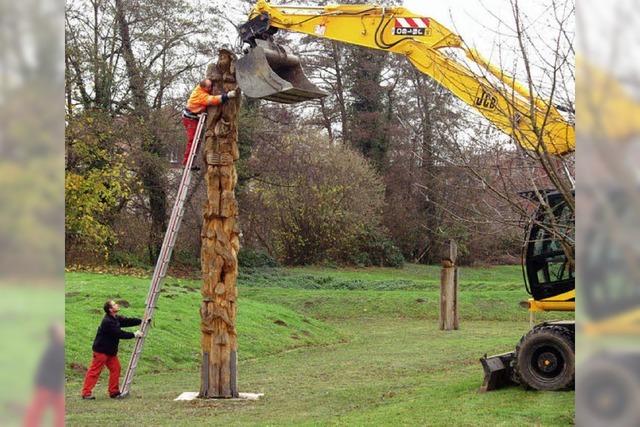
[514,325,575,391]
[576,354,640,427]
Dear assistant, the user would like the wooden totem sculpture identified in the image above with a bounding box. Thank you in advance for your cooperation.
[199,49,241,398]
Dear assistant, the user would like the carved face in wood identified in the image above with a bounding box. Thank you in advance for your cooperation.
[218,50,232,70]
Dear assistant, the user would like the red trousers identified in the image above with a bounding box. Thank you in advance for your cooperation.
[182,116,199,165]
[23,387,64,427]
[81,351,121,397]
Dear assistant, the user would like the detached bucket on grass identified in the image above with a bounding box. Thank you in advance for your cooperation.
[479,351,517,392]
[236,39,328,104]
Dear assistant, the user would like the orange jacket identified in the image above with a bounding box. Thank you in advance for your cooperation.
[186,85,223,113]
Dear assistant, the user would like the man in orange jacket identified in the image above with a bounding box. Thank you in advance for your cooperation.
[182,79,236,168]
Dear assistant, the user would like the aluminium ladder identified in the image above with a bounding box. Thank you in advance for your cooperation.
[120,113,207,397]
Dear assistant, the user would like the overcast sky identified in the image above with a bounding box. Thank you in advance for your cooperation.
[403,0,574,98]
[214,0,574,101]
[402,0,561,53]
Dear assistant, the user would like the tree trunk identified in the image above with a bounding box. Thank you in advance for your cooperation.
[114,0,148,116]
[114,0,167,262]
[331,42,349,143]
[416,73,438,264]
[199,49,241,398]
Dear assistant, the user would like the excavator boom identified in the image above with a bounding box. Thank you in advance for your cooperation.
[236,0,575,156]
[236,0,577,393]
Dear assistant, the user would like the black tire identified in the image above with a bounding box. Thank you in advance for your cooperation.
[514,325,574,391]
[576,356,640,427]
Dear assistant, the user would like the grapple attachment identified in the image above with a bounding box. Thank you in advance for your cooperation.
[479,351,517,392]
[236,39,328,104]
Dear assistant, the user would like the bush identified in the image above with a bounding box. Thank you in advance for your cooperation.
[350,227,405,267]
[238,248,279,268]
[65,111,135,260]
[240,130,389,266]
[108,250,149,269]
[172,248,201,270]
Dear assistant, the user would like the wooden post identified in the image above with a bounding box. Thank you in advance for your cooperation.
[199,49,241,398]
[439,240,459,330]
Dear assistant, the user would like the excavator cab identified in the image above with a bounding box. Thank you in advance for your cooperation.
[236,14,328,104]
[523,190,575,303]
[480,190,575,392]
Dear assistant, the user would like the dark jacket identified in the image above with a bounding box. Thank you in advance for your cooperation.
[92,314,141,356]
[35,339,64,391]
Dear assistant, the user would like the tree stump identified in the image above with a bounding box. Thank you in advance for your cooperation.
[199,49,241,398]
[439,240,459,330]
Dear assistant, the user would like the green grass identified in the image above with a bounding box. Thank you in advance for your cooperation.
[65,273,341,378]
[0,284,63,426]
[240,264,568,323]
[65,265,574,426]
[241,264,524,290]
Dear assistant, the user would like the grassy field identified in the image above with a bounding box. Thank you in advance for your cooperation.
[65,264,574,426]
[0,284,62,427]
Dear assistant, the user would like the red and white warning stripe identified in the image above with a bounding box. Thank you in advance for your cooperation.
[394,17,430,29]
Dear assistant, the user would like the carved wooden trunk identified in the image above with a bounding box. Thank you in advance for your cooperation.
[199,49,241,398]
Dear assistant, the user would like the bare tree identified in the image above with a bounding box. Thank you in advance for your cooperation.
[416,0,576,265]
[65,0,225,263]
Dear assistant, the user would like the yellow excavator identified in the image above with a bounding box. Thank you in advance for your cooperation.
[235,0,576,391]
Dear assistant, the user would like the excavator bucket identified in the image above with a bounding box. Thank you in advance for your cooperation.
[479,352,517,392]
[236,39,328,104]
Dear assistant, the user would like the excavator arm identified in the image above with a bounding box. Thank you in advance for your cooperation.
[236,1,578,393]
[237,0,575,156]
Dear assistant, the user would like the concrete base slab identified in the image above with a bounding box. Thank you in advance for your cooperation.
[174,392,199,401]
[174,391,264,401]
